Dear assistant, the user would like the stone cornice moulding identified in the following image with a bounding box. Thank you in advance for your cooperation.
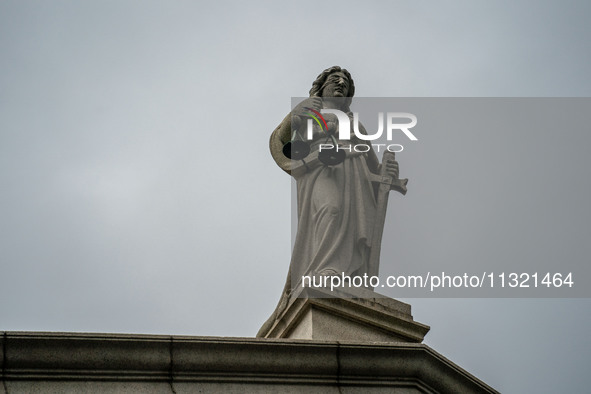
[1,332,498,393]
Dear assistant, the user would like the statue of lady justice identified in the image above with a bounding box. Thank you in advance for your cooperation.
[258,66,401,336]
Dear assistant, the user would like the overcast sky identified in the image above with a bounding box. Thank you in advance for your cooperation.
[1,1,590,393]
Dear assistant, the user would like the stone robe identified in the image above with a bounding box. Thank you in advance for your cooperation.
[258,112,380,336]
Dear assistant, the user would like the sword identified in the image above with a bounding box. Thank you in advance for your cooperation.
[367,151,408,278]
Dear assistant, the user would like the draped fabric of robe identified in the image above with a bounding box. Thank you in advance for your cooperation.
[290,139,377,282]
[257,112,380,337]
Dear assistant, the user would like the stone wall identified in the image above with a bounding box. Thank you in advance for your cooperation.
[1,332,498,393]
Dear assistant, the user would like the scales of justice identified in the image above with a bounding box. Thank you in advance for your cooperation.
[258,66,428,343]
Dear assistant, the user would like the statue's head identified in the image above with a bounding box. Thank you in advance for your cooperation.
[309,66,355,111]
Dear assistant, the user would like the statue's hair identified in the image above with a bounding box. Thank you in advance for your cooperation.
[309,66,355,111]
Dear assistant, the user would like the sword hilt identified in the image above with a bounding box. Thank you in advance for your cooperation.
[370,151,408,195]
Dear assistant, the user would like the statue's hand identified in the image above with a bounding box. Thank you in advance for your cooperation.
[382,157,399,179]
[293,97,322,118]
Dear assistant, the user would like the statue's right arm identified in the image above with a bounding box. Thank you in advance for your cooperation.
[269,113,293,175]
[269,113,321,178]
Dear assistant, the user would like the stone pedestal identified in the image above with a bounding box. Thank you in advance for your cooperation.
[258,286,430,343]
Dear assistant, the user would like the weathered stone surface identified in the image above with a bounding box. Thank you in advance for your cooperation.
[261,66,408,336]
[258,286,430,343]
[1,331,499,393]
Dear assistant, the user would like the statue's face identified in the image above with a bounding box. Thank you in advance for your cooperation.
[320,71,350,98]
